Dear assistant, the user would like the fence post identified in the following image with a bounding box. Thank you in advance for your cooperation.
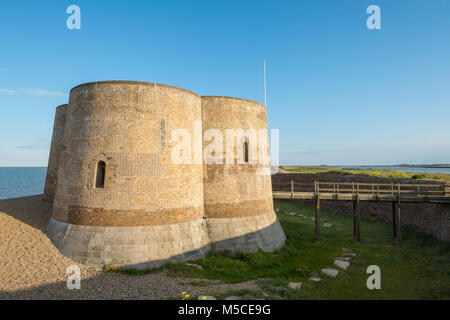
[314,193,321,242]
[392,202,397,238]
[397,189,402,241]
[353,193,360,242]
[290,180,294,199]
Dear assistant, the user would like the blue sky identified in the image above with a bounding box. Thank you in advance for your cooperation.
[0,0,449,166]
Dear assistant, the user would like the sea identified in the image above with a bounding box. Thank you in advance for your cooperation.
[0,166,449,201]
[0,167,47,200]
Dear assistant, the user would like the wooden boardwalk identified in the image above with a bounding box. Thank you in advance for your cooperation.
[272,181,450,242]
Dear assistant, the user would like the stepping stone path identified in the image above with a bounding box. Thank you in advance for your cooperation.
[288,212,297,216]
[198,295,216,300]
[186,263,203,269]
[308,248,356,285]
[334,259,350,270]
[323,223,332,228]
[321,268,339,278]
[288,282,302,290]
[275,208,280,212]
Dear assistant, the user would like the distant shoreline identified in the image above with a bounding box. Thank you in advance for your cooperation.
[277,165,450,182]
[279,164,450,169]
[0,166,47,168]
[396,164,450,169]
[0,164,450,169]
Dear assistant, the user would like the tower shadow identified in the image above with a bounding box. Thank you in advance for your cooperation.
[0,195,52,232]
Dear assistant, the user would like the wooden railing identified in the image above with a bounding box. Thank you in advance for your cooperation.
[272,180,449,242]
[272,181,449,198]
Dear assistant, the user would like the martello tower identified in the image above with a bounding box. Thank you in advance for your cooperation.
[45,81,285,269]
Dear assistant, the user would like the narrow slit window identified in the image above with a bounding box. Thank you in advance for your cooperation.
[95,161,106,188]
[244,141,249,163]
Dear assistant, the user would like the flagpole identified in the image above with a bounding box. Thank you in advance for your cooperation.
[264,59,267,108]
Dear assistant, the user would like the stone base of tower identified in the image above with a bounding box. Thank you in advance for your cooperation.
[47,218,211,270]
[206,211,286,253]
[47,211,285,269]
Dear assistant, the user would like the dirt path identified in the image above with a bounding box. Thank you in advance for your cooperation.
[0,196,257,299]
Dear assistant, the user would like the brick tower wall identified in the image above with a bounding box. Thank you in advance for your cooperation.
[43,104,67,202]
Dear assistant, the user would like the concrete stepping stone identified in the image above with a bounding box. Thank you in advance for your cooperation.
[288,282,302,290]
[275,208,280,213]
[309,276,322,282]
[334,259,350,270]
[288,212,297,216]
[198,295,216,300]
[186,263,203,269]
[337,256,351,261]
[311,217,316,221]
[321,268,339,278]
[225,296,241,300]
[342,252,356,258]
[323,223,332,227]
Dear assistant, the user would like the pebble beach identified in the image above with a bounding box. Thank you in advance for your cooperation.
[0,195,257,299]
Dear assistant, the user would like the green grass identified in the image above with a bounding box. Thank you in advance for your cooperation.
[279,166,450,183]
[158,201,450,300]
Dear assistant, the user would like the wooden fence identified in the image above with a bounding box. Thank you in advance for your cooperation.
[272,181,449,197]
[272,180,449,242]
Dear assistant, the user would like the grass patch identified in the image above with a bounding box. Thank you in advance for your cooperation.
[159,201,450,299]
[279,166,450,183]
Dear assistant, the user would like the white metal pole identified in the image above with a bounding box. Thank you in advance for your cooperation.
[264,59,267,108]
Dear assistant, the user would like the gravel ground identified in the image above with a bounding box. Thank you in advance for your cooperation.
[0,196,258,299]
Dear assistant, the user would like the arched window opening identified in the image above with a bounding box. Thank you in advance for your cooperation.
[95,161,106,188]
[243,141,249,163]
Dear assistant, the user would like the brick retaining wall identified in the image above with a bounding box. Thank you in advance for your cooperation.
[272,173,449,241]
